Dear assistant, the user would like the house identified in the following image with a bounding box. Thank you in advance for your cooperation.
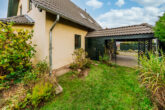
[1,0,155,74]
[1,0,102,74]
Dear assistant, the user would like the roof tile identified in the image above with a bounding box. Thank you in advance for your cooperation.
[0,15,35,25]
[32,0,102,30]
[86,23,154,37]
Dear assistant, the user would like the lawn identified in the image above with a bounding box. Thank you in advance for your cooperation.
[41,63,153,110]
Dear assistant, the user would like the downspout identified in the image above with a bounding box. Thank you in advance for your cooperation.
[49,14,60,76]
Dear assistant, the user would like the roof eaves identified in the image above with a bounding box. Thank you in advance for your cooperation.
[34,3,96,31]
[14,23,34,25]
[86,33,154,38]
[24,14,35,24]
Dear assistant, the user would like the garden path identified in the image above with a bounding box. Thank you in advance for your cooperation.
[112,55,138,68]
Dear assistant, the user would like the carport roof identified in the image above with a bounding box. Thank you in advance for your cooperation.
[86,23,154,38]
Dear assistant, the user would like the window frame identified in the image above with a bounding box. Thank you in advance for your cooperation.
[28,0,32,12]
[75,34,81,49]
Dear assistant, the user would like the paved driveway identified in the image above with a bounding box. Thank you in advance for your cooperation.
[112,55,138,68]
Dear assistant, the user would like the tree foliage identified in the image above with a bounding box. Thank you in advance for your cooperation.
[154,13,165,42]
[0,22,36,79]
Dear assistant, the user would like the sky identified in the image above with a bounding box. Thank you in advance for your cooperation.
[0,0,165,28]
[0,0,8,18]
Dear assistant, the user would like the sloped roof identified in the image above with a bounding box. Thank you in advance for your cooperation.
[0,15,35,25]
[86,23,154,37]
[32,0,102,30]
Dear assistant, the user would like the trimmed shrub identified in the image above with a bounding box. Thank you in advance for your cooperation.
[120,42,138,51]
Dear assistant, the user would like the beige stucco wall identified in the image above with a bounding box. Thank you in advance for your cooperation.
[17,0,47,64]
[13,25,33,30]
[16,0,88,70]
[46,15,88,69]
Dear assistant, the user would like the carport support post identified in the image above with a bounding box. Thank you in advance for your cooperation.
[148,39,152,51]
[156,38,159,54]
[143,39,146,54]
[114,40,117,64]
[138,40,140,65]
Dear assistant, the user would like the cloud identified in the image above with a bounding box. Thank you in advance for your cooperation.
[86,0,103,9]
[97,7,164,28]
[115,0,125,7]
[132,0,165,7]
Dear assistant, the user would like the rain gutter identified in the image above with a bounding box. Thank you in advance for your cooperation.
[49,14,60,76]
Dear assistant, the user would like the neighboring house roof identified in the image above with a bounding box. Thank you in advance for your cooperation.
[86,23,154,37]
[32,0,102,30]
[0,15,35,25]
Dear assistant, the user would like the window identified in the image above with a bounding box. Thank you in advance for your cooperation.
[28,0,32,11]
[75,35,81,49]
[20,5,22,15]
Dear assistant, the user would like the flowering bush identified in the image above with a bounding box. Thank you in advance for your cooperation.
[0,22,36,80]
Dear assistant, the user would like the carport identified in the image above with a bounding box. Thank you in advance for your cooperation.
[85,23,157,64]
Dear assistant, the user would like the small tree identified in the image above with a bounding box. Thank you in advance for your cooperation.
[0,22,36,79]
[154,13,165,42]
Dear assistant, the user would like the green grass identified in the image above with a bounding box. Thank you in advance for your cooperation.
[41,63,153,110]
